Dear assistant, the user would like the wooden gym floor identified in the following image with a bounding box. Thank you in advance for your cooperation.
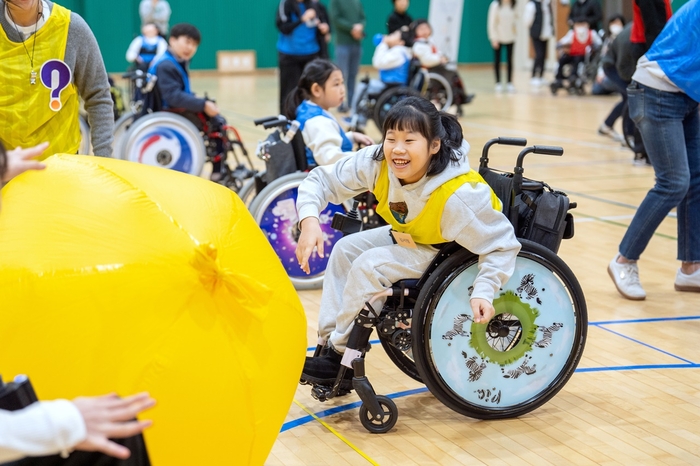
[126,66,700,465]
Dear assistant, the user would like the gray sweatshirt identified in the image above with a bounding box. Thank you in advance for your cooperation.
[0,0,114,156]
[296,142,522,303]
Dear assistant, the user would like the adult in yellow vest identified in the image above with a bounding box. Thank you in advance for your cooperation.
[295,96,521,386]
[0,0,114,158]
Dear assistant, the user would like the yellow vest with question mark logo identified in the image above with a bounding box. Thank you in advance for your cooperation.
[0,4,80,158]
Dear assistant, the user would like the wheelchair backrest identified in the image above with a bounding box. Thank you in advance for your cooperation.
[256,121,308,183]
[407,59,427,92]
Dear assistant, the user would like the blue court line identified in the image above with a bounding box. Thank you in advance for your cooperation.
[576,363,700,373]
[591,323,696,364]
[283,361,700,433]
[590,315,700,325]
[291,317,700,433]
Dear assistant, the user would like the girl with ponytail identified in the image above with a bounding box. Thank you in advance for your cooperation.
[294,96,521,387]
[284,58,373,167]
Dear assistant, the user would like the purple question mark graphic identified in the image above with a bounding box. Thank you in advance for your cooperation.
[40,59,72,112]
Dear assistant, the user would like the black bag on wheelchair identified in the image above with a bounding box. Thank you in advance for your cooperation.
[480,169,574,254]
[257,126,308,183]
[515,184,574,254]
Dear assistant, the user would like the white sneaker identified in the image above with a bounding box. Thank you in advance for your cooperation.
[506,83,516,93]
[495,83,502,93]
[674,268,700,292]
[530,77,542,87]
[598,124,622,141]
[608,255,646,300]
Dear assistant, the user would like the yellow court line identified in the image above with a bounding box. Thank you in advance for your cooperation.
[293,399,379,466]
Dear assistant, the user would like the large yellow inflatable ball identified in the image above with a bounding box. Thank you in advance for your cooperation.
[0,155,306,465]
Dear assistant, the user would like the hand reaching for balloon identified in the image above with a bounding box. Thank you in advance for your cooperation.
[72,392,156,459]
[295,217,324,274]
[2,142,48,183]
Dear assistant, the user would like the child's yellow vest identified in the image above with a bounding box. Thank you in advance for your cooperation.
[0,4,80,158]
[373,160,502,245]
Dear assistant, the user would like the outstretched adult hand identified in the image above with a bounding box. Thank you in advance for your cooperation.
[72,392,156,459]
[2,142,48,183]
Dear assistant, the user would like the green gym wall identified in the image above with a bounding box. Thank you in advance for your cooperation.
[61,0,691,73]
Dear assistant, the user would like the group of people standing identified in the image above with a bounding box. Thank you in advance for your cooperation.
[276,0,370,114]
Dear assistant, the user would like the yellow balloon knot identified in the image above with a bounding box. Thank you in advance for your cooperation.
[191,243,273,319]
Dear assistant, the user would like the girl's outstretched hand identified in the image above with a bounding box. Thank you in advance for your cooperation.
[470,298,495,324]
[296,217,324,274]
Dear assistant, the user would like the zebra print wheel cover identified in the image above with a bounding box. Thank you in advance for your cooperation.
[428,256,576,408]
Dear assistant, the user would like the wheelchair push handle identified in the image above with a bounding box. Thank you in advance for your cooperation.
[512,144,564,194]
[262,119,290,130]
[479,137,528,169]
[254,115,286,126]
[532,145,564,156]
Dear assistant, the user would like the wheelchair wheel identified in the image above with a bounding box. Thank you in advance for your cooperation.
[372,86,422,131]
[112,111,136,158]
[248,172,348,290]
[411,239,587,420]
[79,115,92,155]
[119,112,206,176]
[236,177,256,206]
[359,395,398,434]
[424,73,453,112]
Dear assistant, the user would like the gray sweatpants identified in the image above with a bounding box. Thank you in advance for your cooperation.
[319,226,439,352]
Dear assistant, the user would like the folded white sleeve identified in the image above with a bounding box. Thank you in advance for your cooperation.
[0,400,87,462]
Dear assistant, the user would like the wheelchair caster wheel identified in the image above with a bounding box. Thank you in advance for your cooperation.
[359,395,398,434]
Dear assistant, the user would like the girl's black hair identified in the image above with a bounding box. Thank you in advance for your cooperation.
[372,96,463,177]
[409,18,430,42]
[0,141,7,184]
[283,58,340,120]
[497,0,517,6]
[607,14,626,26]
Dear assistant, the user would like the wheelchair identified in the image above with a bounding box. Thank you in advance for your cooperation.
[241,116,384,290]
[112,71,256,192]
[551,44,602,96]
[301,137,587,434]
[349,60,453,133]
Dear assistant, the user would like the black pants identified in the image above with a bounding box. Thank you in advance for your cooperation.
[555,54,584,81]
[494,43,514,83]
[531,38,547,78]
[1,435,149,466]
[278,52,319,113]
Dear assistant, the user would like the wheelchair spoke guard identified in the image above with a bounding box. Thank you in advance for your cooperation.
[412,240,587,419]
[120,113,206,176]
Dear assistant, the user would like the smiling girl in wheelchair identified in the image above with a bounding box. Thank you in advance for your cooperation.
[295,96,521,387]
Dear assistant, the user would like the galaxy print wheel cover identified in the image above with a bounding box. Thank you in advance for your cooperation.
[128,126,201,174]
[429,256,576,408]
[257,186,344,278]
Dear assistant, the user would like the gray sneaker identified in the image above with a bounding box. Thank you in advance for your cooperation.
[608,255,646,300]
[674,268,700,292]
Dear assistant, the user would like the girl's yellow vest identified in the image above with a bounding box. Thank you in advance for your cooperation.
[373,160,502,245]
[0,4,80,158]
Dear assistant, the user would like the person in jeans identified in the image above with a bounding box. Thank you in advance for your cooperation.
[608,0,700,300]
[329,0,365,113]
